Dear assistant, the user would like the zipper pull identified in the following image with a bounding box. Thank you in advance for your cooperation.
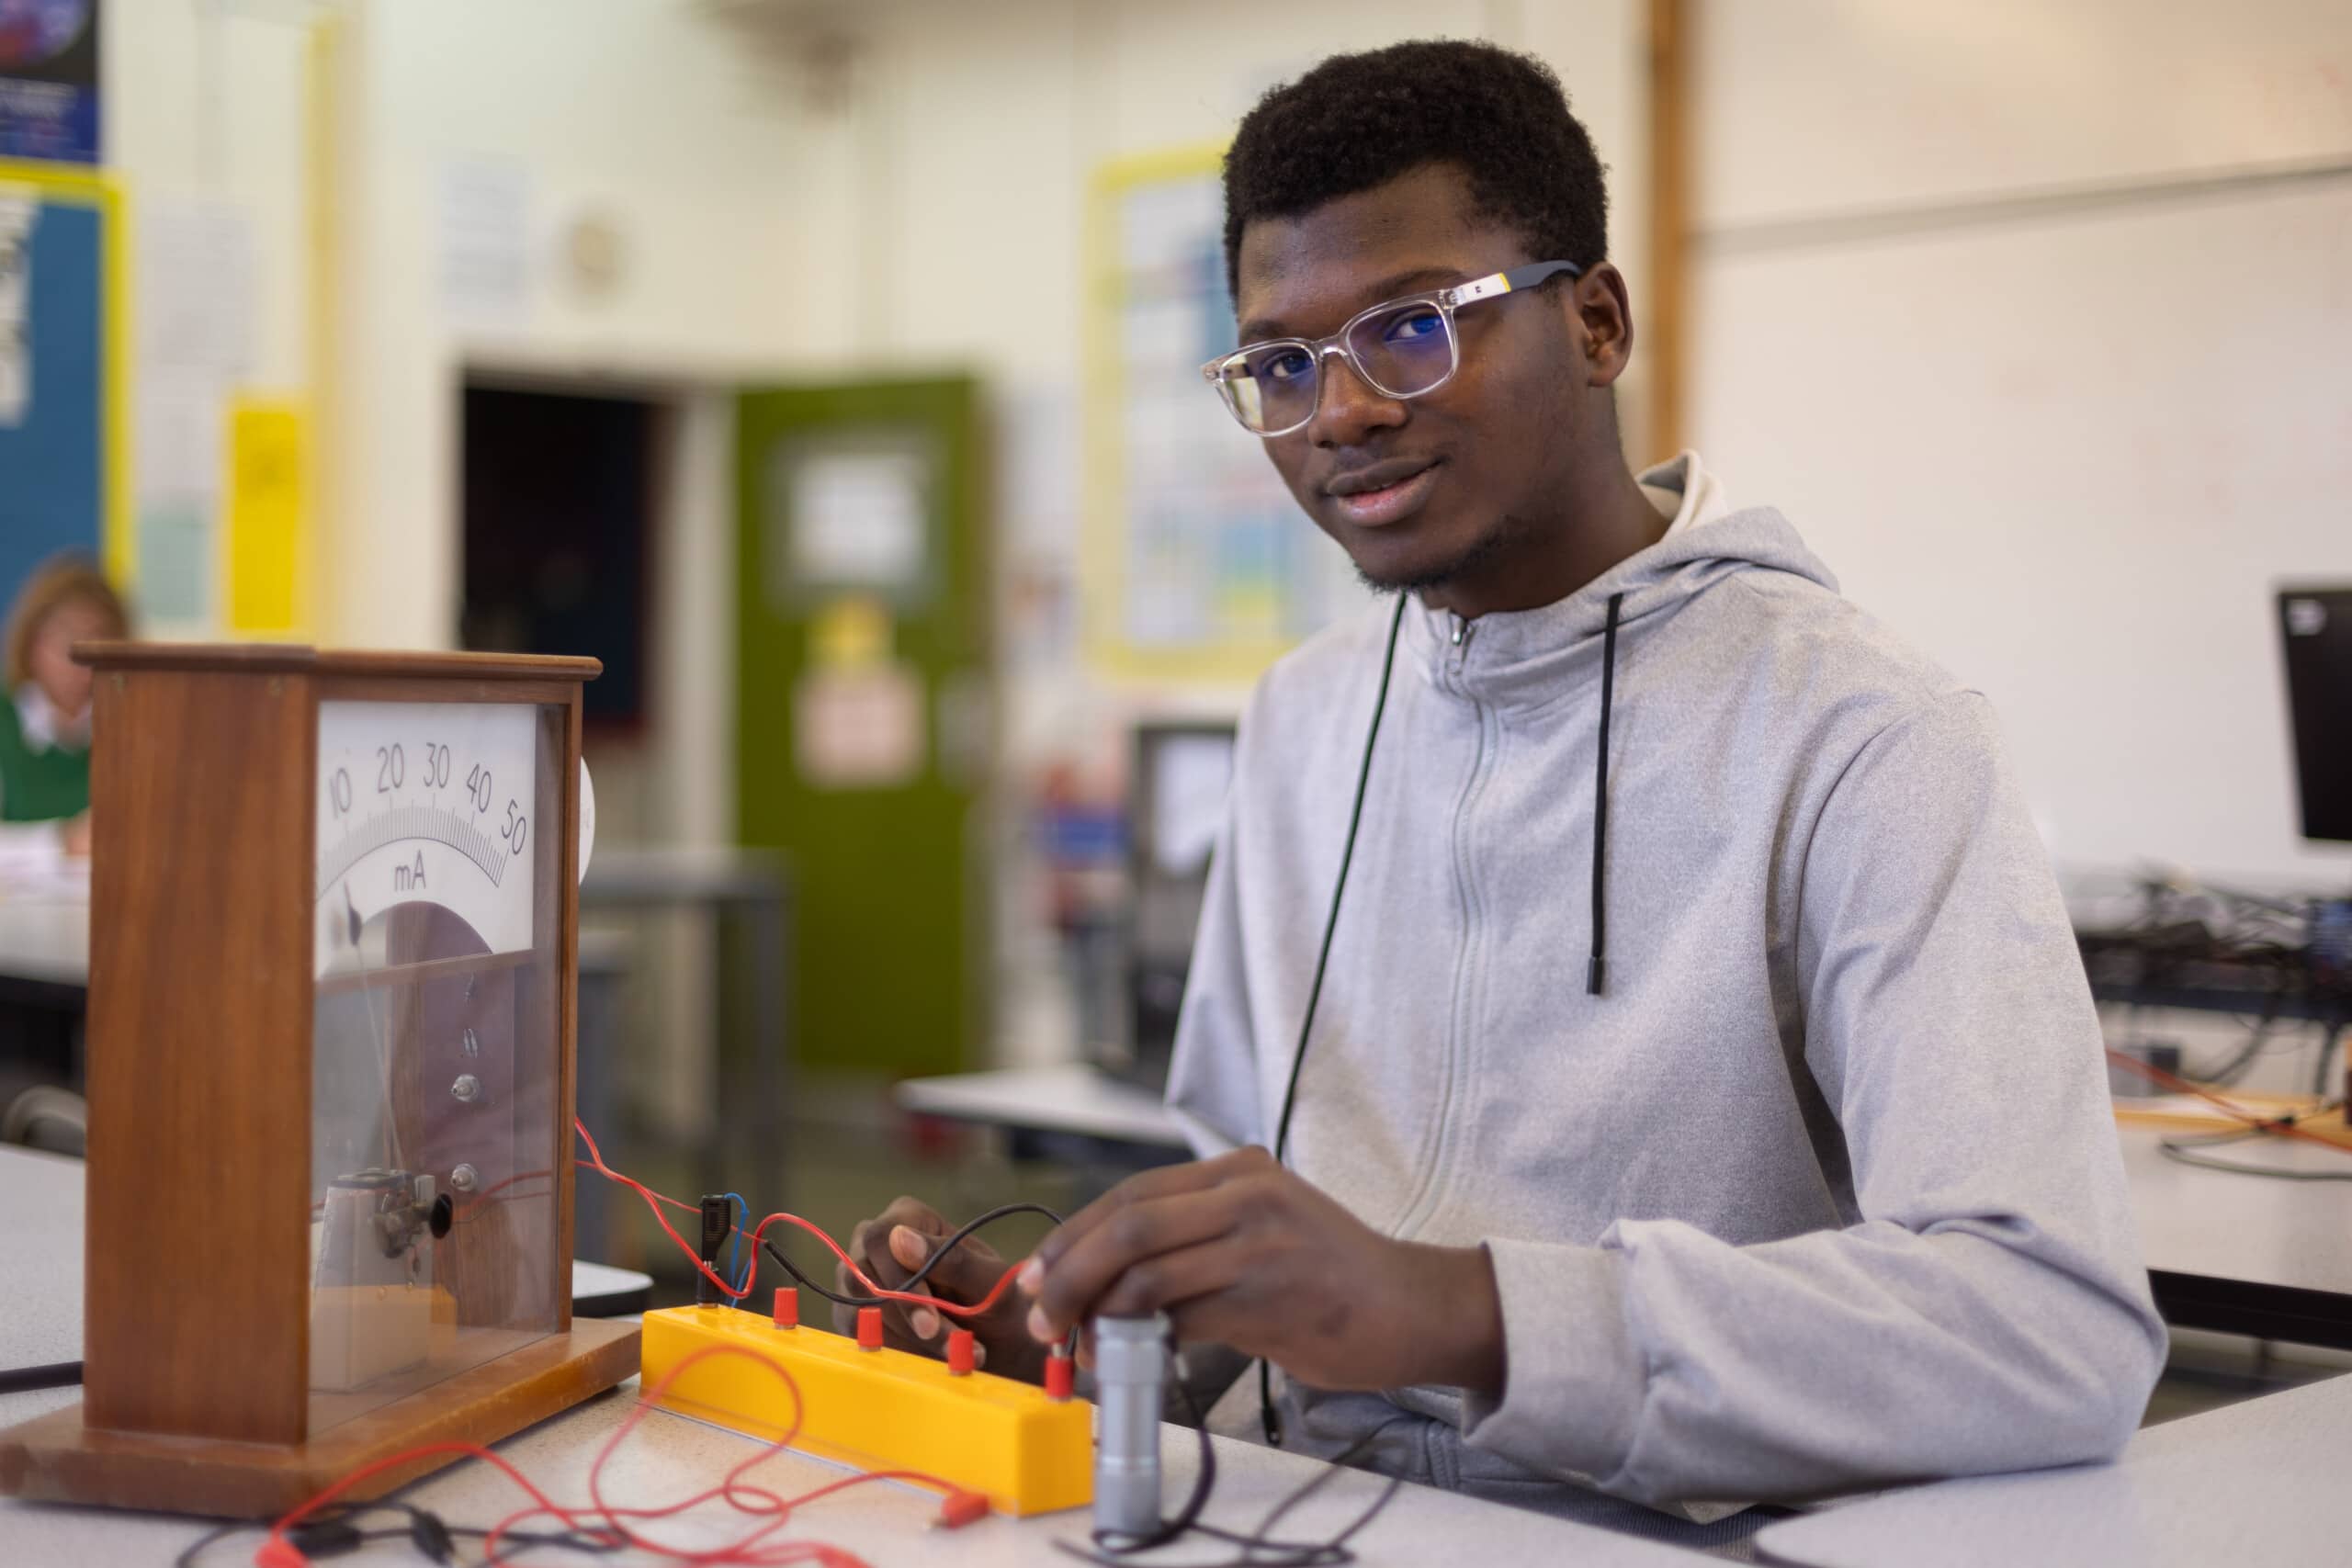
[1450,613,1471,649]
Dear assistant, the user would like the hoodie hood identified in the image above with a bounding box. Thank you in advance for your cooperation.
[1404,451,1839,714]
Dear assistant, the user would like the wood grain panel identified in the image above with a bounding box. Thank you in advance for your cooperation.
[82,667,316,1443]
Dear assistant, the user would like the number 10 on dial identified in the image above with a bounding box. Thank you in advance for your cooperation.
[314,700,538,978]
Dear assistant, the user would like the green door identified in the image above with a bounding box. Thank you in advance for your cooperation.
[735,377,989,1077]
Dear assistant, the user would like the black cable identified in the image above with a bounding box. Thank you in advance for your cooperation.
[754,1200,1064,1311]
[1072,1340,1218,1556]
[2183,992,2286,1087]
[1052,1422,1404,1568]
[1262,592,1408,1447]
[173,1501,625,1567]
[0,1359,80,1393]
[1587,590,1623,997]
[173,1520,241,1568]
[1272,592,1408,1168]
[1202,1426,1403,1566]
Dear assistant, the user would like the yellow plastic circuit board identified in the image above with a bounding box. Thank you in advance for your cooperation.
[639,1304,1093,1517]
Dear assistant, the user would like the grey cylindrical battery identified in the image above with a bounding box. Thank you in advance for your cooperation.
[1091,1314,1169,1540]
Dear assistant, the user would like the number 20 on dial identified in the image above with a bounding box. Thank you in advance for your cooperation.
[313,700,538,978]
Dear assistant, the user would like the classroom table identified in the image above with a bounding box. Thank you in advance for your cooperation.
[0,1142,84,1392]
[2120,1120,2352,1348]
[580,846,794,1205]
[0,894,87,992]
[898,1065,1192,1197]
[0,1372,1713,1566]
[1752,1368,2352,1568]
[896,1069,2352,1348]
[0,894,90,1089]
[896,1065,1190,1152]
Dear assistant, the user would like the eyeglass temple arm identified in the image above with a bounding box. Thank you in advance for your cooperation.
[1451,259,1584,304]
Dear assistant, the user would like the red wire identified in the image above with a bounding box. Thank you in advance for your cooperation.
[263,1340,978,1568]
[572,1118,1026,1316]
[2105,1046,2352,1153]
[265,1125,1019,1566]
[454,1168,555,1223]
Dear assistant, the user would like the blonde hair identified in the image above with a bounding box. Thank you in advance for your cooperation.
[5,555,130,690]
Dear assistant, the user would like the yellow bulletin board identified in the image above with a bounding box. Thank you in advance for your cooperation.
[223,397,309,635]
[1080,144,1367,683]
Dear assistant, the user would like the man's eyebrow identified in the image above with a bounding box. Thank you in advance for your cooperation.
[1237,265,1476,344]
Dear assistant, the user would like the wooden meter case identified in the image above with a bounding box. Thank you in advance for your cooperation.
[0,647,639,1516]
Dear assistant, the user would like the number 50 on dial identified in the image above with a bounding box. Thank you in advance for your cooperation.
[314,700,539,978]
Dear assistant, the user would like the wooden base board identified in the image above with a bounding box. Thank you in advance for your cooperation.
[0,1319,639,1518]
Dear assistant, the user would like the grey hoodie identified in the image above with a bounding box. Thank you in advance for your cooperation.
[1166,453,2165,1531]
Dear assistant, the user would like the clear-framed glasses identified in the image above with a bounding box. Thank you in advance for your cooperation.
[1201,260,1581,436]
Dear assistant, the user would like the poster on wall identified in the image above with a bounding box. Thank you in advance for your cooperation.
[0,165,117,626]
[1085,145,1366,683]
[0,0,100,164]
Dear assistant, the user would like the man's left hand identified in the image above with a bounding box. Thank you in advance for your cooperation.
[1017,1145,1506,1396]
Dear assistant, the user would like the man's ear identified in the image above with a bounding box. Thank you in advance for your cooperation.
[1572,263,1635,389]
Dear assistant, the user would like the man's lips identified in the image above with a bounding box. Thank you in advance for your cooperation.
[1324,458,1442,526]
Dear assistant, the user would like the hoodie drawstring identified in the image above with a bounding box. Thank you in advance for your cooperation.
[1588,592,1624,996]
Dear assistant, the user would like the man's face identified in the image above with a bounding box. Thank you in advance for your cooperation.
[1231,162,1584,597]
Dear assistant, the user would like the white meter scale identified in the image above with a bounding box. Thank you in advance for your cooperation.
[314,700,538,978]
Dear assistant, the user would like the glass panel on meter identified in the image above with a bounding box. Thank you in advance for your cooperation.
[307,699,563,1433]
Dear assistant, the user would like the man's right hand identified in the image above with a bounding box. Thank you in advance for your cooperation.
[833,1196,1048,1385]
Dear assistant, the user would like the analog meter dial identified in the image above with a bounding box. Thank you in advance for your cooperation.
[314,701,537,977]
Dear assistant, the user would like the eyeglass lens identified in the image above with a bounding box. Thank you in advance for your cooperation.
[1224,299,1455,433]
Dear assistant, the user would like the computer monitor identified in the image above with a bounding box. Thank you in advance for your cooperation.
[1115,721,1238,1090]
[2278,587,2352,843]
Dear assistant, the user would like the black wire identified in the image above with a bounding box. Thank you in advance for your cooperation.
[1587,591,1623,997]
[754,1200,1064,1310]
[752,1198,1082,1363]
[2183,992,2286,1087]
[173,1501,625,1567]
[0,1359,81,1393]
[173,1520,241,1568]
[1272,592,1408,1168]
[1262,591,1408,1448]
[1051,1422,1404,1568]
[473,1523,631,1564]
[1227,1426,1399,1562]
[1073,1340,1217,1556]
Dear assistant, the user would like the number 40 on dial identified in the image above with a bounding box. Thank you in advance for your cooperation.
[313,700,540,978]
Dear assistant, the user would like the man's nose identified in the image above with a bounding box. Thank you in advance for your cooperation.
[1306,347,1408,447]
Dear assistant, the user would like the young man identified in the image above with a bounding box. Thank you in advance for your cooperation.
[842,39,2162,1540]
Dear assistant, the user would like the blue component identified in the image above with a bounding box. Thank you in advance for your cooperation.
[722,1192,752,1295]
[2312,899,2352,984]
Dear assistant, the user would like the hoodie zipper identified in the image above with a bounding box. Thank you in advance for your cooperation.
[1391,609,1491,1241]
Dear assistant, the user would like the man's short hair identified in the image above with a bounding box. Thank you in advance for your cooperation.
[1221,38,1610,302]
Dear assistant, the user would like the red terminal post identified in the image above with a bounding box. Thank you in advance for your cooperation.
[856,1305,885,1350]
[945,1327,976,1375]
[936,1490,990,1529]
[1044,1346,1075,1401]
[772,1288,797,1329]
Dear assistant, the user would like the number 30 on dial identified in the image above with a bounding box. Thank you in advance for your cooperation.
[313,701,540,978]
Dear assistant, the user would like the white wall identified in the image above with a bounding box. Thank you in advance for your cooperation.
[786,0,1646,376]
[777,0,1650,1063]
[328,0,805,653]
[1689,0,2352,886]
